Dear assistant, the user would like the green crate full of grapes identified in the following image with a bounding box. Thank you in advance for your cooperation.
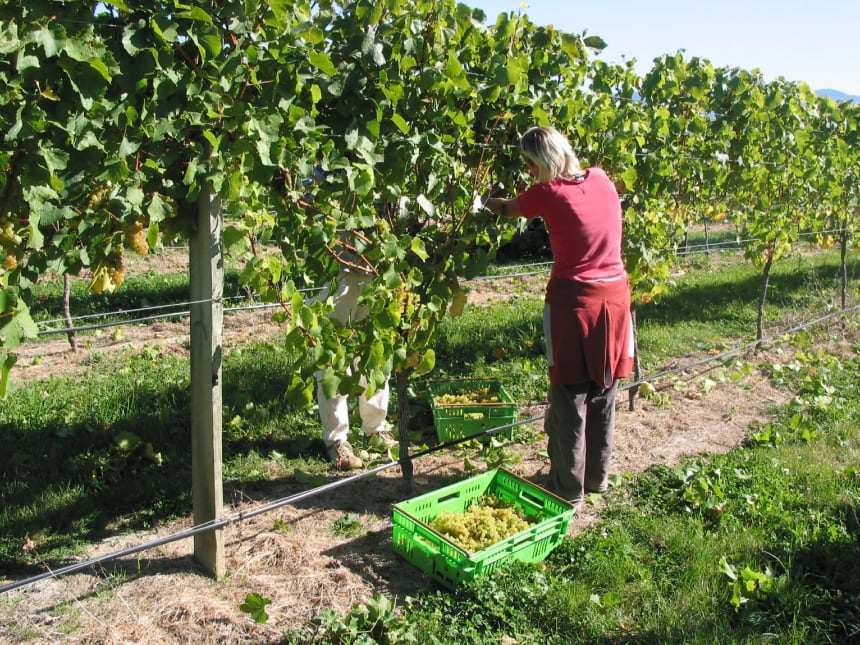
[392,469,576,589]
[428,379,517,442]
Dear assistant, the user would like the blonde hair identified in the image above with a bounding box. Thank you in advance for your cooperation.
[518,126,582,183]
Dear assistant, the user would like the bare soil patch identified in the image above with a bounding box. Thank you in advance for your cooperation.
[0,251,811,643]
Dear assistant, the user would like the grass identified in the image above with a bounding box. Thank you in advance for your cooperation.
[2,245,860,642]
[636,249,859,363]
[333,351,859,644]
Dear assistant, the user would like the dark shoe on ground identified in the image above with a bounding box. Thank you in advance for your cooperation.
[544,480,583,507]
[327,440,363,470]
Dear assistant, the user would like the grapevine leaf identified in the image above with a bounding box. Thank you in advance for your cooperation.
[619,168,637,191]
[285,374,315,408]
[0,353,17,398]
[413,349,435,376]
[294,468,326,486]
[223,225,249,255]
[116,431,142,452]
[147,194,174,222]
[320,369,340,400]
[391,113,409,134]
[0,292,38,348]
[32,26,59,57]
[239,593,272,624]
[16,54,40,73]
[175,5,214,23]
[308,51,337,76]
[0,23,19,54]
[410,237,428,261]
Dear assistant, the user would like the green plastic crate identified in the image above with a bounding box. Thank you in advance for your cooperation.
[391,468,575,589]
[427,378,517,442]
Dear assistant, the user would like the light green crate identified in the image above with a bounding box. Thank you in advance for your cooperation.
[428,379,517,442]
[391,468,575,589]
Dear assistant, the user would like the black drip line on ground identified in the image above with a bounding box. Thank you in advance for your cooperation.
[2,299,858,596]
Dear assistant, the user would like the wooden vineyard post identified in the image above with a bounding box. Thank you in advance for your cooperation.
[396,370,413,495]
[189,185,225,578]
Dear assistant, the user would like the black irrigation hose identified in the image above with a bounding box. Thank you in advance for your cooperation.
[0,414,539,596]
[0,461,395,595]
[3,299,859,596]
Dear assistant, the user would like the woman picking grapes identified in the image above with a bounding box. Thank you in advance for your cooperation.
[484,126,633,505]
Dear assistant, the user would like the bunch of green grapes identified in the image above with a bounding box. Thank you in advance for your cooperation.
[1,219,21,271]
[108,253,125,287]
[0,220,16,244]
[86,183,111,211]
[429,494,534,552]
[123,220,149,256]
[89,246,125,294]
[436,387,501,405]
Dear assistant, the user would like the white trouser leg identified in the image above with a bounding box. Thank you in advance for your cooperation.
[317,376,351,446]
[316,268,386,445]
[330,269,370,323]
[359,374,390,435]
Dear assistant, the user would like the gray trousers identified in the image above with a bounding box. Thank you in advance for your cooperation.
[544,380,618,502]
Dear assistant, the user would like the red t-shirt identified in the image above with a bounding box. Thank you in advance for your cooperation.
[516,167,626,282]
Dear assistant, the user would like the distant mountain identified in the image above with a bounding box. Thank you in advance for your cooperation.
[815,89,860,103]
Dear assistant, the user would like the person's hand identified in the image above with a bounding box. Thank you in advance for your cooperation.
[483,197,502,215]
[483,197,508,217]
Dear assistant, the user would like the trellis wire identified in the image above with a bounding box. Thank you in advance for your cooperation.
[36,288,326,337]
[33,224,857,334]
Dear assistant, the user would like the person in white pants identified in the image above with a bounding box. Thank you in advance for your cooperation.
[316,267,395,470]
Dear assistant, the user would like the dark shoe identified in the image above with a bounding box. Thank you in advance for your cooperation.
[544,480,584,506]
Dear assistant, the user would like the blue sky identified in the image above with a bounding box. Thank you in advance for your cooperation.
[471,1,860,96]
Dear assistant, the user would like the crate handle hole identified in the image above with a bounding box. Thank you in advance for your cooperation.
[414,534,440,553]
[520,490,543,506]
[437,492,461,505]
